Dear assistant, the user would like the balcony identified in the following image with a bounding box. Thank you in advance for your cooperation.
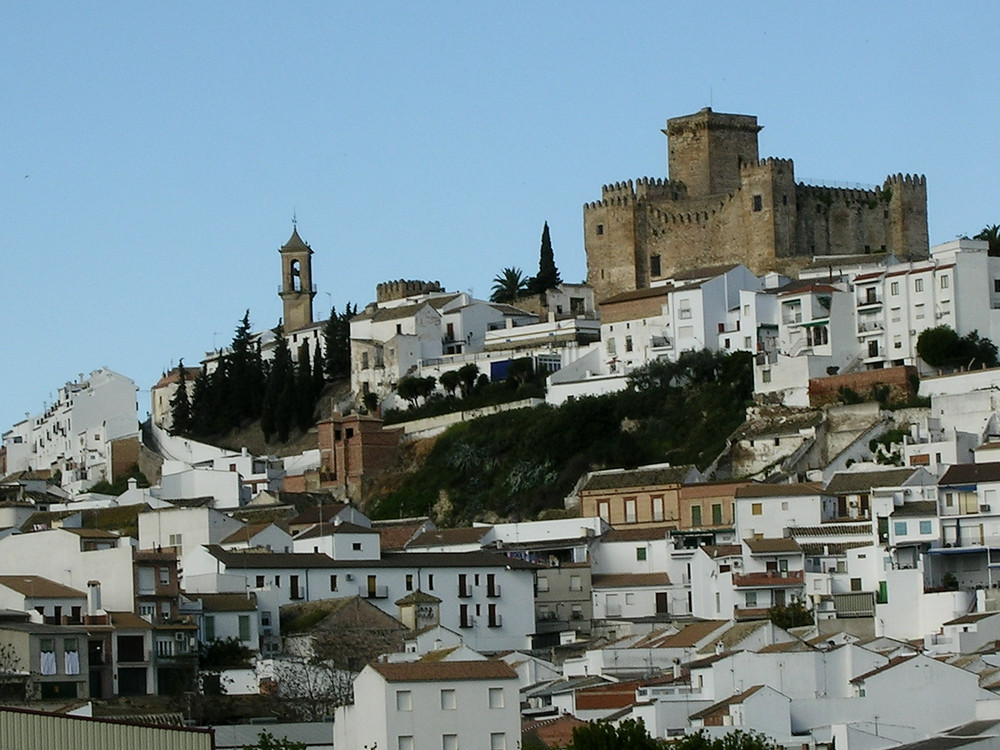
[487,584,501,598]
[857,321,884,335]
[732,570,804,588]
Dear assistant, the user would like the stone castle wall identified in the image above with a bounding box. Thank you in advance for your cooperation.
[584,110,929,304]
[376,279,444,303]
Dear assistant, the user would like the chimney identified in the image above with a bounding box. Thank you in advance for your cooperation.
[87,581,102,615]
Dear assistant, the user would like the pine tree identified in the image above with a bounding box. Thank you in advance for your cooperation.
[530,221,562,294]
[169,361,191,435]
[311,341,325,400]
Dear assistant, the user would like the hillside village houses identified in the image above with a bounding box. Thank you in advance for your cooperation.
[8,109,1000,748]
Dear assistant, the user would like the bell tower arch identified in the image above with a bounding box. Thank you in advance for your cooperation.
[278,224,316,332]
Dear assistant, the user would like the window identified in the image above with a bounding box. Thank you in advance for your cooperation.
[650,254,661,277]
[993,279,1000,293]
[489,687,505,708]
[398,737,414,750]
[536,575,549,593]
[652,496,664,522]
[352,542,362,551]
[330,574,338,591]
[488,603,501,627]
[691,506,702,526]
[712,504,723,525]
[443,735,458,750]
[158,567,169,585]
[396,690,412,710]
[40,638,56,675]
[745,591,757,607]
[596,224,604,235]
[941,275,949,289]
[762,369,772,383]
[203,615,215,641]
[678,300,692,319]
[920,520,933,535]
[428,574,434,591]
[598,501,610,522]
[569,575,582,592]
[914,278,924,293]
[752,194,763,211]
[64,638,80,675]
[491,734,507,750]
[168,533,183,556]
[441,688,456,709]
[890,281,899,296]
[625,336,633,353]
[751,502,763,516]
[606,338,616,356]
[406,574,414,591]
[256,575,265,588]
[636,547,647,561]
[715,592,720,613]
[275,576,280,587]
[625,498,637,523]
[239,615,251,641]
[894,521,908,536]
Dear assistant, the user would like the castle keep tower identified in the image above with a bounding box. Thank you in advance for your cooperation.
[665,108,761,197]
[278,226,316,332]
[584,108,929,304]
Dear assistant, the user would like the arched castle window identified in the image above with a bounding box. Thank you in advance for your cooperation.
[289,259,302,292]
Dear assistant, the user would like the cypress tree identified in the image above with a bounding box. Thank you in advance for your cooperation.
[323,303,354,380]
[296,344,315,432]
[169,361,191,435]
[531,221,562,293]
[312,341,326,400]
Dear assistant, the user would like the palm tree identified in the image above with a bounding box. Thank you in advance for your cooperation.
[975,224,1000,256]
[490,267,529,303]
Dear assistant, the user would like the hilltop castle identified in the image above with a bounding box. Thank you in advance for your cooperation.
[584,108,929,303]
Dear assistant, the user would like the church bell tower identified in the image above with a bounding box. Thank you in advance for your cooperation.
[278,224,315,332]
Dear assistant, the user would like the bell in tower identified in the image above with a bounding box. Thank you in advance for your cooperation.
[278,224,316,332]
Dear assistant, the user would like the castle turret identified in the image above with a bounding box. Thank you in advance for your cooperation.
[279,226,316,332]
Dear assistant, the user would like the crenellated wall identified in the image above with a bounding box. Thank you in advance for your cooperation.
[376,279,444,303]
[584,110,929,305]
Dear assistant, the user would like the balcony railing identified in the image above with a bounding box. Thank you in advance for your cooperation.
[732,570,804,588]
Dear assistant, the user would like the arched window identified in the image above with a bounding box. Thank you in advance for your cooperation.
[289,259,302,292]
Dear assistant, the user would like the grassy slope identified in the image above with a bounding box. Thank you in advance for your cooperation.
[368,350,754,524]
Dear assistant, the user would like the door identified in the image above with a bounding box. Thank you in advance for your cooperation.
[655,592,668,614]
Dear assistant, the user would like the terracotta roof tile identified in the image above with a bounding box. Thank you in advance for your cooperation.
[369,660,516,682]
[0,576,85,599]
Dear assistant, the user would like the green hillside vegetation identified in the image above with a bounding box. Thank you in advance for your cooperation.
[368,349,754,524]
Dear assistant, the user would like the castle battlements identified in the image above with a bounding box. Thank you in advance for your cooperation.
[584,109,929,303]
[376,279,445,303]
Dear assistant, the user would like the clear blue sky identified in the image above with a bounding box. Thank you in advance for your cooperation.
[2,3,998,431]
